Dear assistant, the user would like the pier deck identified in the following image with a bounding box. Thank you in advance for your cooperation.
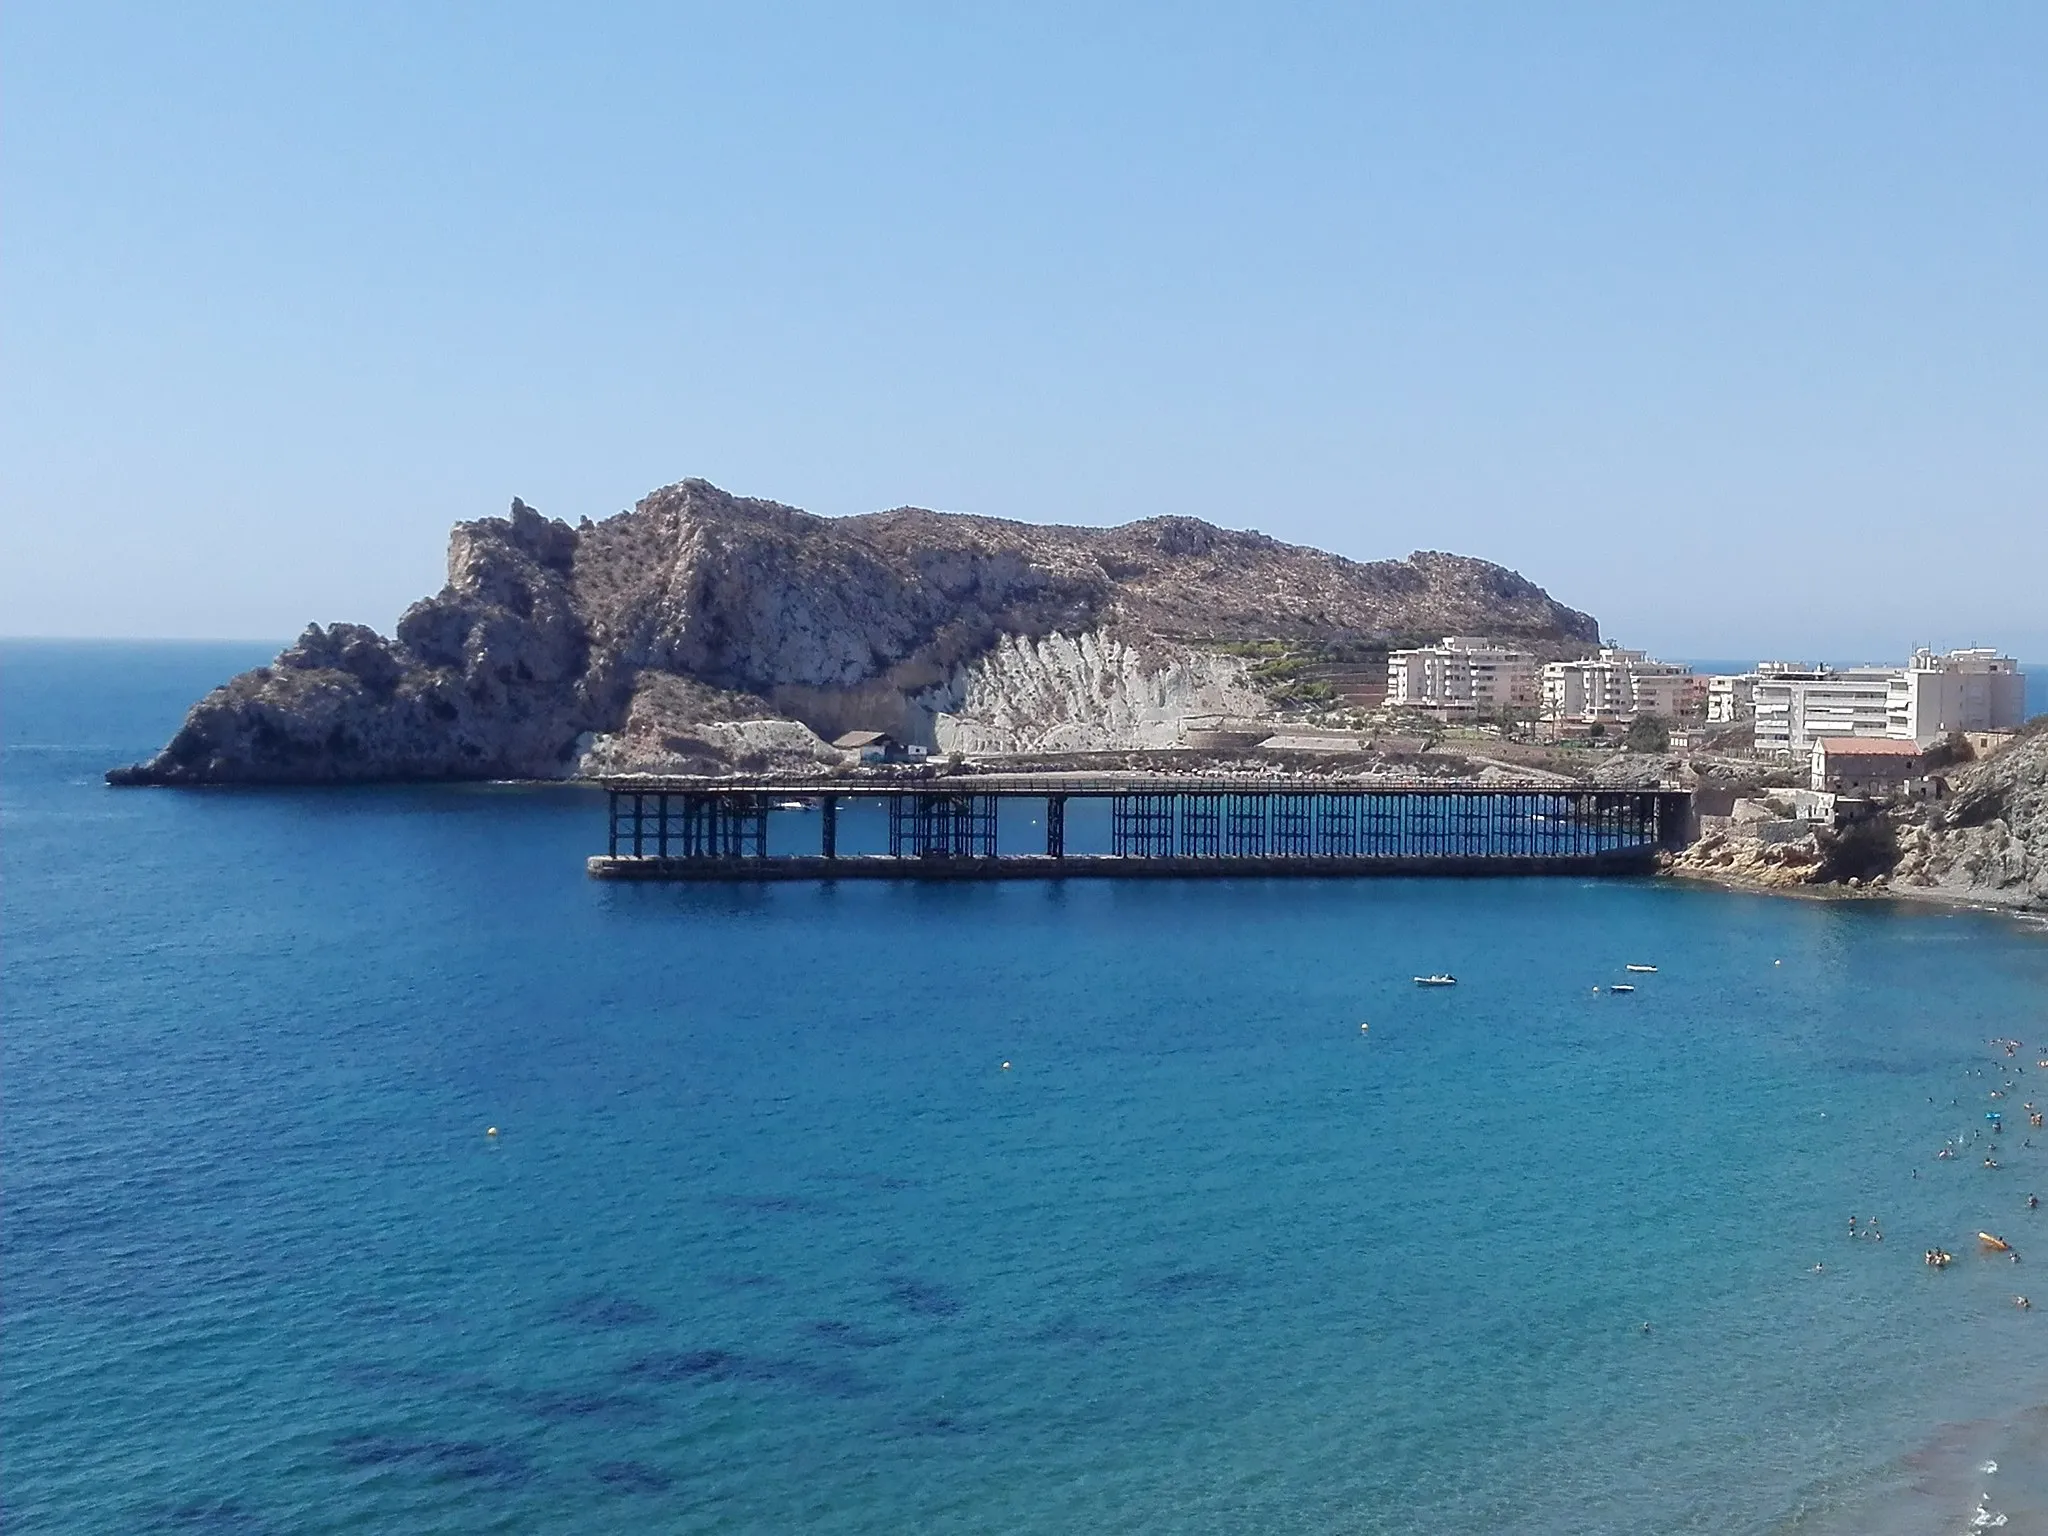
[588,774,1691,881]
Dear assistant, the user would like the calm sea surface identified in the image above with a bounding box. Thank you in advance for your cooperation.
[6,641,2048,1534]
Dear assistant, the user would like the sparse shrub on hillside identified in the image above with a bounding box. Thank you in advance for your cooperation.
[1624,715,1672,754]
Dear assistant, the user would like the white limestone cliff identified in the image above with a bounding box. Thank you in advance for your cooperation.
[915,631,1268,755]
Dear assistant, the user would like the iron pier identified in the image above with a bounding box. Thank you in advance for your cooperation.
[588,775,1692,881]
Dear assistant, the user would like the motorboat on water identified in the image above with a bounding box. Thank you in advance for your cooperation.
[1413,975,1457,987]
[1625,964,1658,973]
[773,800,809,811]
[1609,984,1636,994]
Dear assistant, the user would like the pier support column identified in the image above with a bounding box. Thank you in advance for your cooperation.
[1046,796,1066,860]
[821,796,838,859]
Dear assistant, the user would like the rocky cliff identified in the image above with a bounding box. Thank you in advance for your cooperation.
[1891,731,2048,909]
[110,478,1601,784]
[1665,731,2048,910]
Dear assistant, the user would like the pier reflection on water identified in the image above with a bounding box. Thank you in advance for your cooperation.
[590,776,1693,881]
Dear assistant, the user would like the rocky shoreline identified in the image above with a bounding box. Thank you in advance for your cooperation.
[1659,729,2048,915]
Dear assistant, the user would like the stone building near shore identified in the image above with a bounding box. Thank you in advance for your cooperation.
[1809,737,1926,797]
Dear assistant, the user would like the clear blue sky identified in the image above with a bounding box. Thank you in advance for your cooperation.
[3,3,2043,660]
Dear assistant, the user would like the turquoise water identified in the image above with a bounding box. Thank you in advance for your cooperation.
[6,641,2048,1534]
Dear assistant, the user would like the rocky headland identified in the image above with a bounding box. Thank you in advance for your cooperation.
[1890,729,2048,910]
[109,479,1599,785]
[1665,728,2048,913]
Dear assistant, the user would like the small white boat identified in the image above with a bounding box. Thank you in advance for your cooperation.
[1413,975,1457,987]
[1625,964,1658,974]
[773,799,808,811]
[1609,984,1636,994]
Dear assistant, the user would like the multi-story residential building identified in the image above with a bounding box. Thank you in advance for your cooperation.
[1680,674,1712,720]
[1706,674,1757,723]
[1752,665,1897,756]
[1752,648,2026,756]
[1885,648,2026,746]
[1540,648,1692,725]
[1384,637,1539,718]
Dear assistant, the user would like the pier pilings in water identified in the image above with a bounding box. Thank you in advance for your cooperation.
[589,775,1692,881]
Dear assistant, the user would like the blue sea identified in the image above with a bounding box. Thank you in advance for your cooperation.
[7,640,2048,1535]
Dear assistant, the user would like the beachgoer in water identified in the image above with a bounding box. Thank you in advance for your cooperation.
[2029,1194,2039,1210]
[2016,1296,2031,1310]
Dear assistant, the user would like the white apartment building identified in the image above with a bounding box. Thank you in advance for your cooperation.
[1384,637,1539,718]
[1886,648,2026,746]
[1540,648,1692,725]
[1706,674,1756,723]
[1752,665,1897,756]
[1752,648,2027,756]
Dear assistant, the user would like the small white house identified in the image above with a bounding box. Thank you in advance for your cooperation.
[831,730,927,765]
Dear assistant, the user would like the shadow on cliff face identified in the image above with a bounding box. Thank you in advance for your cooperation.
[1815,816,1902,884]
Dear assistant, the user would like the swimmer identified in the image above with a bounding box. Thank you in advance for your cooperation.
[1848,1215,1858,1235]
[2030,1194,2040,1210]
[1640,1322,1652,1334]
[1987,1157,2002,1169]
[2017,1296,2032,1310]
[1812,1263,1826,1273]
